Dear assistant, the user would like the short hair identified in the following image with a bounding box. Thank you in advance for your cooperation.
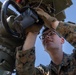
[42,27,49,34]
[42,27,62,37]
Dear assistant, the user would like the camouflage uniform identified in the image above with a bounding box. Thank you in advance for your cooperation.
[16,21,76,75]
[56,21,76,48]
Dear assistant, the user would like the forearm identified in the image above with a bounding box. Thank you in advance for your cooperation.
[22,32,38,50]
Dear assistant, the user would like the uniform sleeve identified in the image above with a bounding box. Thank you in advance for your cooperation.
[16,47,36,75]
[56,21,76,48]
[16,47,48,75]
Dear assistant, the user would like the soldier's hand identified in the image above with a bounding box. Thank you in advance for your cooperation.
[25,24,42,34]
[35,8,57,28]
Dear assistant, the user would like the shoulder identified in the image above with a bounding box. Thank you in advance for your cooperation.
[36,64,50,75]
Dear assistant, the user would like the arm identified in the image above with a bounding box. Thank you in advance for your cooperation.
[35,8,76,48]
[16,32,37,75]
[22,32,38,50]
[56,21,76,48]
[15,22,43,75]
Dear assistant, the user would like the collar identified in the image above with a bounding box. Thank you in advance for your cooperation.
[50,53,70,74]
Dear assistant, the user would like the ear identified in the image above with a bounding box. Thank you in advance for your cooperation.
[61,37,65,44]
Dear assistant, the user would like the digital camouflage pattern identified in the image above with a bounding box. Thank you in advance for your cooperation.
[16,22,76,75]
[56,21,76,48]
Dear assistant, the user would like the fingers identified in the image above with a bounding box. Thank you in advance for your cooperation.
[35,8,44,12]
[34,8,45,17]
[25,24,42,34]
[35,8,51,19]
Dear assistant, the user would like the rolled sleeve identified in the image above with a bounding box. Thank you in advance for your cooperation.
[56,21,76,48]
[16,47,36,75]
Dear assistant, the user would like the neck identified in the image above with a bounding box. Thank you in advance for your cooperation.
[48,48,63,65]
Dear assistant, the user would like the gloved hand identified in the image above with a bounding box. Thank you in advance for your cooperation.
[25,23,43,34]
[35,8,57,28]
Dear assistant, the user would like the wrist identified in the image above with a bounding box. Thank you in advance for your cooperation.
[28,32,39,36]
[51,21,59,29]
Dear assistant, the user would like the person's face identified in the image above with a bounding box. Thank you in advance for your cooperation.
[40,29,64,51]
